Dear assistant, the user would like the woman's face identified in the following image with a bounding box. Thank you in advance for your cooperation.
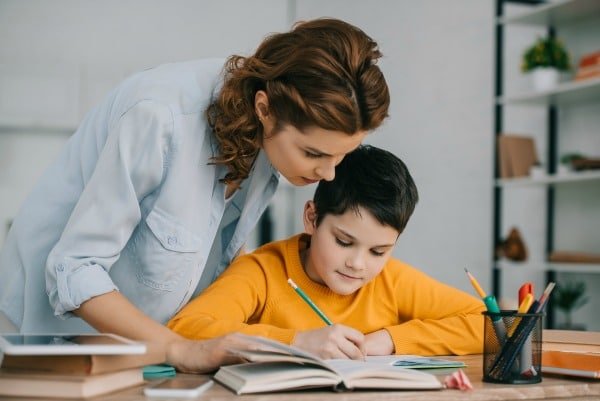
[256,90,367,186]
[261,123,367,186]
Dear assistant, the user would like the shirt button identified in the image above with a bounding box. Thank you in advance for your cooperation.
[57,264,65,272]
[167,236,177,246]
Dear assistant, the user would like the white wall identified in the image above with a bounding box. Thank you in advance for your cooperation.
[289,0,496,295]
[1,1,596,329]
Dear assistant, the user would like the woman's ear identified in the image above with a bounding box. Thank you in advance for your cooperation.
[254,90,270,120]
[303,200,318,235]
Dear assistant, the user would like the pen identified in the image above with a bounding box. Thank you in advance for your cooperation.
[287,278,333,325]
[535,282,556,313]
[464,268,506,344]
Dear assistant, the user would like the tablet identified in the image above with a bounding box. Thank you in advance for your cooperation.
[0,333,147,355]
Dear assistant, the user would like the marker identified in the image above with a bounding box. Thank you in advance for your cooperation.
[464,268,506,345]
[508,293,533,337]
[287,278,332,325]
[518,283,535,376]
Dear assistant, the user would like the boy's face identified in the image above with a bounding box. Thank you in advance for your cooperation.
[302,201,399,295]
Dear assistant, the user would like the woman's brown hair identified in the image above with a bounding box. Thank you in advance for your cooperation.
[207,18,390,185]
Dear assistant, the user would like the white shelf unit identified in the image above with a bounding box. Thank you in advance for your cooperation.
[494,0,600,328]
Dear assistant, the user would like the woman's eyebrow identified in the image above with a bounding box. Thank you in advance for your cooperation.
[305,146,332,157]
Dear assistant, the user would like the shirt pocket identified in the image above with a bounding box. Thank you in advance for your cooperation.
[133,207,201,291]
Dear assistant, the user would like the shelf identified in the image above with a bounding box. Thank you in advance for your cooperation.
[0,125,75,135]
[497,260,600,274]
[499,0,600,27]
[496,170,600,187]
[498,76,600,106]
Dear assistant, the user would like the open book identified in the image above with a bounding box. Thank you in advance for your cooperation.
[214,335,442,394]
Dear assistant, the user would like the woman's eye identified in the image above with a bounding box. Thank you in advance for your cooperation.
[305,151,321,159]
[335,238,351,247]
[371,250,385,257]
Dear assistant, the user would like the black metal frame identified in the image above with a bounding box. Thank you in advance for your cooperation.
[493,0,556,328]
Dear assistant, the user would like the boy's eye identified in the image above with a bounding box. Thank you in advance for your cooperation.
[371,250,385,257]
[335,238,351,247]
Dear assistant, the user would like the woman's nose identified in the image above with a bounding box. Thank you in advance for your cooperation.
[315,159,338,181]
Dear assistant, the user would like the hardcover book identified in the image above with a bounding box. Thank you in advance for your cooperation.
[0,367,144,398]
[214,335,442,394]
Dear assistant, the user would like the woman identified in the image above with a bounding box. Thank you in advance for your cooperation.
[0,18,389,372]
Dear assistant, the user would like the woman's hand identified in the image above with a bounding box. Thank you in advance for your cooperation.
[292,324,365,360]
[167,334,255,373]
[364,329,394,355]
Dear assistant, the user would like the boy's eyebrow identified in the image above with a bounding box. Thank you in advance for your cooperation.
[335,227,396,248]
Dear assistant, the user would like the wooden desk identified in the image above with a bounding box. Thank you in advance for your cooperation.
[2,355,599,401]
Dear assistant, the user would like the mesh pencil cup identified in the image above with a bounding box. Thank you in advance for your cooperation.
[482,310,543,384]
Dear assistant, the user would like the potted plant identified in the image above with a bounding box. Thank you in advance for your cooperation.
[521,36,571,91]
[558,152,585,174]
[552,281,589,330]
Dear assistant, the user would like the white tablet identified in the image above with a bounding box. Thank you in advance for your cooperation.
[0,333,147,355]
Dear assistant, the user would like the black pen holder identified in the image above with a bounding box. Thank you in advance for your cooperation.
[482,310,543,384]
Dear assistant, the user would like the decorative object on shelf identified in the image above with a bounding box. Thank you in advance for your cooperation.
[495,227,527,262]
[560,152,600,172]
[497,134,538,178]
[574,49,600,81]
[559,152,583,175]
[529,162,545,179]
[521,36,571,91]
[552,281,589,331]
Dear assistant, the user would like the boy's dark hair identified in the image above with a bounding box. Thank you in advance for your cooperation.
[313,145,418,234]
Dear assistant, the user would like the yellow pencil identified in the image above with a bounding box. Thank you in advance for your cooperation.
[464,268,486,298]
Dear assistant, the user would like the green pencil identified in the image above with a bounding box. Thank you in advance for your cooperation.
[287,278,333,325]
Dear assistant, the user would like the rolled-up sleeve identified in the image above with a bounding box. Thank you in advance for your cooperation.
[46,100,172,318]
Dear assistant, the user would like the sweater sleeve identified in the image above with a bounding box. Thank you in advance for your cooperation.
[383,263,486,356]
[167,253,297,345]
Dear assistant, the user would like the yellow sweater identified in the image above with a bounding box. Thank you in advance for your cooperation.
[168,234,485,355]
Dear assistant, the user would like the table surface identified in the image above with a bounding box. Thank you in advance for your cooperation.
[2,354,599,401]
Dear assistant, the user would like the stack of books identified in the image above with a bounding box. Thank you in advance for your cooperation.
[542,329,600,379]
[574,50,600,81]
[0,333,165,398]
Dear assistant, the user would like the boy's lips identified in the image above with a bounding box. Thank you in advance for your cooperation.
[336,271,360,281]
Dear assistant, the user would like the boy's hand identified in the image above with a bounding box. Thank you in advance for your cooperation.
[364,329,394,355]
[292,324,366,360]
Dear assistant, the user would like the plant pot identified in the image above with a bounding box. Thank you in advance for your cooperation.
[531,67,559,91]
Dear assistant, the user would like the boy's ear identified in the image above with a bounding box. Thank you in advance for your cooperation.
[303,200,318,234]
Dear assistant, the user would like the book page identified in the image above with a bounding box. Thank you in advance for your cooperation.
[325,360,442,390]
[365,355,466,369]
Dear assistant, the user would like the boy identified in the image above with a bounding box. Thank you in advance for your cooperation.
[168,145,485,360]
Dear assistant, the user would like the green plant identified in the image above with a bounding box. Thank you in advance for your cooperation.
[521,36,571,72]
[552,281,589,327]
[560,152,585,165]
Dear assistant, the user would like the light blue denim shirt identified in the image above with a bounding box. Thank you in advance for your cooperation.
[0,59,279,333]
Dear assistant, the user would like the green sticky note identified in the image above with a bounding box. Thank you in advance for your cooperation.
[143,364,176,378]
